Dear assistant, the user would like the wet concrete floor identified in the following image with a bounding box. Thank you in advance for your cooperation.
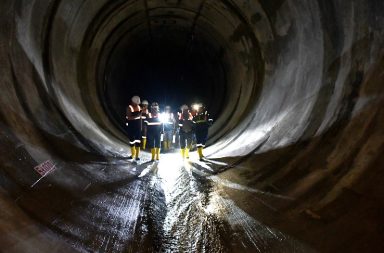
[17,152,313,253]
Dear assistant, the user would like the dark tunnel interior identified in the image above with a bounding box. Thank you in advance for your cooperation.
[1,0,384,252]
[104,26,228,130]
[98,0,263,141]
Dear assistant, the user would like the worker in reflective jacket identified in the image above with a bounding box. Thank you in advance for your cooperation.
[145,102,163,161]
[192,103,212,161]
[141,100,149,150]
[162,105,176,151]
[126,95,142,160]
[178,104,194,159]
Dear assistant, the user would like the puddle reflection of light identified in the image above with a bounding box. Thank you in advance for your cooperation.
[157,154,185,201]
[202,194,224,215]
[193,161,214,172]
[202,159,228,166]
[157,154,225,216]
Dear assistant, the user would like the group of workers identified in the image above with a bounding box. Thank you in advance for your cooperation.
[126,95,212,162]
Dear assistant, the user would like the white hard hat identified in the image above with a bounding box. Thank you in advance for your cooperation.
[180,104,189,111]
[131,95,141,104]
[142,100,149,105]
[151,102,159,111]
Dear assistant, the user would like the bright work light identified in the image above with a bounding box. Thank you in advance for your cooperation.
[192,103,202,111]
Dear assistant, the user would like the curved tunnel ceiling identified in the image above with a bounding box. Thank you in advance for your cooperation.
[1,0,384,252]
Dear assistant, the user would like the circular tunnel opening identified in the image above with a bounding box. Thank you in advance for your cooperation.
[91,1,264,145]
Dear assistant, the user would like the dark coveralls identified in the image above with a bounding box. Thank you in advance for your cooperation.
[178,113,194,149]
[193,111,210,148]
[141,108,149,149]
[145,114,163,149]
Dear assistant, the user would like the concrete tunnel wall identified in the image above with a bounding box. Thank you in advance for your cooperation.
[1,0,384,252]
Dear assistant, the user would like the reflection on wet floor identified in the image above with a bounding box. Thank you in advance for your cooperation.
[52,153,314,252]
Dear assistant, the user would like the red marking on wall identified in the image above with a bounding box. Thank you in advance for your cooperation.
[34,160,56,176]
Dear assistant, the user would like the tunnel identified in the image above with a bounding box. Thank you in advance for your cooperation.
[1,0,384,252]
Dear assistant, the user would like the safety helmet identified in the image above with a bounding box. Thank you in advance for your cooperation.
[142,100,149,106]
[151,102,159,110]
[131,95,141,104]
[180,104,189,111]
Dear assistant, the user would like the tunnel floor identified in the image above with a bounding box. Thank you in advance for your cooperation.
[1,151,315,253]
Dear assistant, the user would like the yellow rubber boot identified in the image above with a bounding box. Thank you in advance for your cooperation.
[156,148,160,160]
[197,147,204,160]
[142,138,147,149]
[185,148,190,159]
[135,147,140,159]
[151,148,156,161]
[181,148,185,159]
[130,146,136,159]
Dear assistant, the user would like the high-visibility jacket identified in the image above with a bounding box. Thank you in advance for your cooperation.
[193,111,208,124]
[127,104,142,120]
[141,108,149,120]
[144,113,163,134]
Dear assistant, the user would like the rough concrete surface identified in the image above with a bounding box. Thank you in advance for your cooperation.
[0,0,384,252]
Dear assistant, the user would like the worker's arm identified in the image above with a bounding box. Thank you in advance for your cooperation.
[126,106,132,120]
[206,111,213,126]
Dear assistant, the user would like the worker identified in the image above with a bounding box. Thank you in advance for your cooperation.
[141,100,149,149]
[162,105,176,151]
[192,103,212,161]
[126,95,142,160]
[190,103,199,150]
[145,102,163,161]
[178,104,194,159]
